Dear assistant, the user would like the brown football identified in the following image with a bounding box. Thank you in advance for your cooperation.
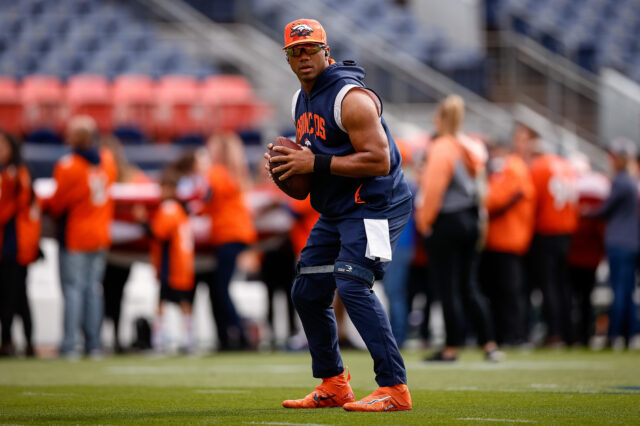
[268,136,312,200]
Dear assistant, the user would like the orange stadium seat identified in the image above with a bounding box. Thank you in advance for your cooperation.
[200,75,270,133]
[0,77,23,136]
[112,74,155,142]
[20,75,67,141]
[66,74,113,134]
[153,75,204,143]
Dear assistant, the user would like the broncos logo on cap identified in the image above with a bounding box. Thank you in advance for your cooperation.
[290,23,314,37]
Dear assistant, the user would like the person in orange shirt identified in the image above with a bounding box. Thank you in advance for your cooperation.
[134,168,195,353]
[415,95,501,362]
[43,116,117,358]
[202,133,257,351]
[0,132,32,356]
[527,138,579,347]
[479,141,535,346]
[13,186,42,358]
[16,188,42,268]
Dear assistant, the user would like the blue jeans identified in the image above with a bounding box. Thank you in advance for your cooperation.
[59,248,107,354]
[382,245,413,348]
[209,242,248,349]
[607,246,639,339]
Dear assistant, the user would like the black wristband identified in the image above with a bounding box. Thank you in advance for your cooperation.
[314,154,332,174]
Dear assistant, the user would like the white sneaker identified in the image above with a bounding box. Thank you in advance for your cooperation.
[485,349,505,362]
[612,336,626,352]
[88,350,104,361]
[589,335,607,351]
[628,335,640,351]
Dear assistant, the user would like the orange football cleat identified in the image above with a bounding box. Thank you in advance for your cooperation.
[343,383,412,412]
[282,369,355,408]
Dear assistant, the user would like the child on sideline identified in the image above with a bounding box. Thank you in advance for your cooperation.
[134,169,195,353]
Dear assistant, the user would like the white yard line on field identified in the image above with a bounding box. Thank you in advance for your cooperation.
[245,422,330,426]
[106,365,308,375]
[407,361,611,371]
[22,391,76,397]
[457,418,537,423]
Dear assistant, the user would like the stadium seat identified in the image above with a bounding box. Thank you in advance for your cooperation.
[492,0,640,79]
[433,48,489,96]
[18,0,47,17]
[343,0,389,27]
[66,74,113,134]
[111,27,153,53]
[153,75,204,143]
[20,75,66,143]
[0,12,23,37]
[0,0,223,144]
[0,77,23,136]
[200,75,270,133]
[112,74,155,143]
[64,25,101,52]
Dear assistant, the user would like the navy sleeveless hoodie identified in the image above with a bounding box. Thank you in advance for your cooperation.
[292,61,411,219]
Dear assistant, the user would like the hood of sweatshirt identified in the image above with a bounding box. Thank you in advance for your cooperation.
[73,147,101,166]
[304,61,366,100]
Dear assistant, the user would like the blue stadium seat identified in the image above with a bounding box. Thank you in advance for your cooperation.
[0,57,20,79]
[62,0,100,16]
[322,0,355,11]
[562,29,597,72]
[37,14,71,37]
[109,27,154,53]
[491,0,639,80]
[433,48,488,96]
[64,25,101,52]
[500,0,540,35]
[0,33,9,56]
[330,42,361,63]
[18,0,47,17]
[36,57,73,80]
[12,51,40,78]
[597,42,632,73]
[0,13,22,37]
[15,28,52,53]
[343,0,389,27]
[249,0,283,30]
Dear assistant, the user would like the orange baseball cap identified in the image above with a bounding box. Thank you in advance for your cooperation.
[283,19,327,49]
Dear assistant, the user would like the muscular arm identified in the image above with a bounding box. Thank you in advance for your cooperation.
[266,88,390,180]
[329,88,390,177]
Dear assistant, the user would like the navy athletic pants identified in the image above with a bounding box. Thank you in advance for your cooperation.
[292,208,410,387]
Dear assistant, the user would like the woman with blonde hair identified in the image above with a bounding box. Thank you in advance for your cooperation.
[202,132,257,351]
[206,132,252,191]
[415,95,501,361]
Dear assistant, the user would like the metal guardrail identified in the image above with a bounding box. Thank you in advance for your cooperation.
[501,30,602,144]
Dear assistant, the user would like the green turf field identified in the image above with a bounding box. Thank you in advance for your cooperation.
[1,349,639,425]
